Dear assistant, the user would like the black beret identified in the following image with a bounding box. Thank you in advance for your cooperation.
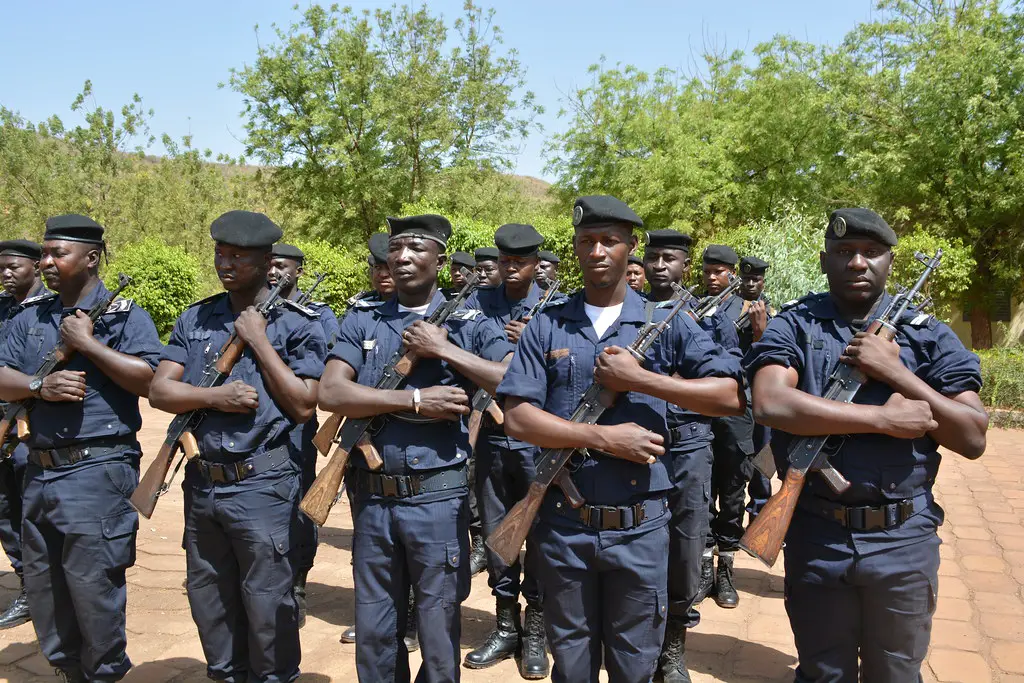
[450,251,476,269]
[739,256,769,276]
[44,214,105,244]
[367,233,389,265]
[645,229,693,252]
[702,244,738,267]
[210,211,282,248]
[826,208,898,247]
[0,239,42,260]
[538,250,560,264]
[627,254,644,266]
[387,214,451,249]
[494,223,544,256]
[474,247,499,262]
[572,195,643,230]
[271,243,304,262]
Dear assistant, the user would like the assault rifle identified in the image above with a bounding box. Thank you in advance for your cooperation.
[467,275,562,449]
[129,276,291,518]
[0,274,133,449]
[734,293,769,333]
[486,283,693,565]
[688,275,742,321]
[294,273,328,307]
[300,269,482,526]
[740,250,943,567]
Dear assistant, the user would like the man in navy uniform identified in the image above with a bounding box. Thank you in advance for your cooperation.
[475,247,503,287]
[0,216,163,682]
[0,239,48,630]
[446,251,476,297]
[695,244,753,609]
[496,196,744,683]
[268,242,340,628]
[626,254,646,293]
[745,208,987,682]
[319,214,513,682]
[463,223,550,677]
[150,211,327,683]
[641,229,718,682]
[536,250,559,289]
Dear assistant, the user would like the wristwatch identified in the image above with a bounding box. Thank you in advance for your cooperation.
[28,377,43,398]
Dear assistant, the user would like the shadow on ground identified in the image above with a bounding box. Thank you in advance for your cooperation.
[689,633,796,682]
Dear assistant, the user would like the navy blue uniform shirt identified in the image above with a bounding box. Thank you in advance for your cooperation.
[744,291,982,551]
[497,288,744,506]
[0,283,48,338]
[162,293,327,462]
[308,301,340,349]
[464,282,543,328]
[697,292,744,350]
[0,282,163,449]
[331,289,513,479]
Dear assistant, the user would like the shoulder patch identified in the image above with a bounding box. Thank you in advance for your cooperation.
[20,292,57,307]
[904,311,934,328]
[186,292,228,310]
[280,299,320,319]
[103,297,134,315]
[449,308,482,321]
[781,292,818,312]
[352,298,383,310]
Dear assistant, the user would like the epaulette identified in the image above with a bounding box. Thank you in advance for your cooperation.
[352,298,384,310]
[542,295,571,310]
[903,309,935,328]
[449,308,482,321]
[280,299,320,319]
[21,292,57,307]
[781,292,818,312]
[186,292,228,309]
[103,297,134,314]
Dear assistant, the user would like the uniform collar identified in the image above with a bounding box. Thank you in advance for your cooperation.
[809,290,893,324]
[561,286,647,324]
[59,279,109,312]
[378,288,447,319]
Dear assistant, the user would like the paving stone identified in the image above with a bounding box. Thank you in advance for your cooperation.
[961,554,1007,572]
[937,576,969,599]
[972,591,1024,615]
[928,619,982,651]
[979,613,1024,640]
[927,649,991,683]
[933,596,972,622]
[991,640,1024,675]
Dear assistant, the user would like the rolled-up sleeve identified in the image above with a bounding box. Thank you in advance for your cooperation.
[160,312,191,366]
[286,319,327,380]
[471,317,515,362]
[0,312,29,372]
[118,307,164,370]
[496,313,550,408]
[744,314,804,377]
[924,323,982,396]
[327,310,366,374]
[670,314,745,382]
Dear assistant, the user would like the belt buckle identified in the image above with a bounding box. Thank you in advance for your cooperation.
[898,500,914,523]
[599,506,622,531]
[38,451,55,469]
[234,461,254,482]
[380,474,398,497]
[862,506,886,531]
[208,463,227,484]
[633,502,647,527]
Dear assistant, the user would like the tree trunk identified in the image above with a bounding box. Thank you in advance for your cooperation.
[970,305,993,350]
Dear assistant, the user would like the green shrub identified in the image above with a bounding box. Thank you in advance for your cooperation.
[293,239,369,312]
[104,237,200,339]
[978,347,1024,411]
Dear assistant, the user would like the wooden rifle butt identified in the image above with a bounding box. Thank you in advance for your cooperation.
[484,400,504,425]
[739,467,806,567]
[486,481,546,565]
[130,442,177,519]
[356,434,383,471]
[313,412,344,455]
[299,443,351,526]
[467,410,484,451]
[15,415,29,440]
[214,337,246,375]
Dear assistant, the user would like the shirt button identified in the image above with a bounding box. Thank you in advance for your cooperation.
[229,442,235,448]
[412,457,419,464]
[107,424,112,429]
[630,479,637,486]
[889,483,896,490]
[556,502,562,508]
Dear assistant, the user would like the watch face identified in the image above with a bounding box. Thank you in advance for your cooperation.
[29,378,42,393]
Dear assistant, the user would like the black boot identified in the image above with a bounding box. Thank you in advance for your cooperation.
[714,552,739,608]
[464,598,521,669]
[339,625,356,644]
[517,601,549,680]
[0,582,31,629]
[404,588,419,652]
[695,554,715,604]
[54,668,87,683]
[293,569,309,629]
[469,532,487,576]
[658,616,693,683]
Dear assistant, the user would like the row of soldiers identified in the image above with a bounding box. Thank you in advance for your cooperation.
[0,195,987,683]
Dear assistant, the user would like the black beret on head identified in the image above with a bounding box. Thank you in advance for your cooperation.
[474,247,499,262]
[44,214,105,244]
[538,250,560,264]
[367,233,390,265]
[210,211,282,248]
[450,251,476,269]
[572,195,643,230]
[826,208,898,247]
[702,244,739,267]
[271,243,305,262]
[0,239,42,260]
[494,223,545,256]
[740,256,769,276]
[645,229,693,252]
[627,254,644,266]
[387,214,451,249]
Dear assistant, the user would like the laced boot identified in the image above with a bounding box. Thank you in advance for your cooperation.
[54,668,86,683]
[695,551,715,603]
[293,569,309,629]
[0,579,31,629]
[469,532,487,576]
[658,616,693,683]
[714,551,739,608]
[339,625,356,644]
[464,597,521,669]
[517,601,549,680]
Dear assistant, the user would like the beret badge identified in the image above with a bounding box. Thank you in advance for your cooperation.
[572,205,584,227]
[832,215,847,238]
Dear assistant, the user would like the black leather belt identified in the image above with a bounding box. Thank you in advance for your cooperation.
[29,436,136,469]
[353,466,467,498]
[800,495,925,531]
[554,497,669,531]
[194,446,290,485]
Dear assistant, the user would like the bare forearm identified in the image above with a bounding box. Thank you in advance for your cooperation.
[248,337,317,423]
[0,367,33,402]
[504,400,610,451]
[883,368,988,458]
[319,371,413,418]
[78,339,154,397]
[752,383,888,436]
[632,371,744,416]
[149,378,224,414]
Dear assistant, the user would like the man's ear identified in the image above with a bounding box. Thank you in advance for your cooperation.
[819,251,827,275]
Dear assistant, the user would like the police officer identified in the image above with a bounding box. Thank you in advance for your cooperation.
[0,239,48,630]
[475,247,503,287]
[320,214,512,682]
[150,211,327,683]
[641,229,716,682]
[462,223,549,677]
[696,244,753,609]
[496,196,744,683]
[536,250,560,289]
[447,251,477,297]
[268,242,341,629]
[626,254,647,293]
[745,208,987,682]
[0,216,163,682]
[736,256,775,522]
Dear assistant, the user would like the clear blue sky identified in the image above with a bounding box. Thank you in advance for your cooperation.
[0,1,876,181]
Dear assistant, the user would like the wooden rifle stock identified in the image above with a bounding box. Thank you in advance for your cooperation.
[300,441,352,526]
[215,337,246,374]
[15,416,29,440]
[739,467,807,567]
[131,431,200,518]
[487,480,546,565]
[313,412,344,455]
[485,401,503,425]
[467,409,484,450]
[358,433,383,470]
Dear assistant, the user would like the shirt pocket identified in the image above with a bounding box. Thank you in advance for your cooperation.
[545,348,577,417]
[25,326,47,359]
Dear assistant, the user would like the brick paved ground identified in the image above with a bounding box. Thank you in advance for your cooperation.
[0,406,1020,682]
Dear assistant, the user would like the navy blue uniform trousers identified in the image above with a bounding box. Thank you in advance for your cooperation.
[707,407,755,551]
[183,459,301,683]
[21,452,138,680]
[666,427,714,625]
[533,502,670,683]
[474,438,540,604]
[0,443,27,577]
[352,492,469,683]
